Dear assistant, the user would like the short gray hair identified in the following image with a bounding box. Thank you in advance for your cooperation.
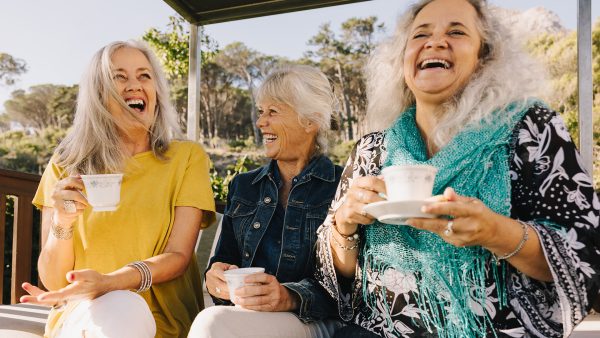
[255,64,336,154]
[55,40,181,174]
[366,0,547,146]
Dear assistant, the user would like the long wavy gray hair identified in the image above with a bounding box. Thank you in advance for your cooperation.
[55,40,181,174]
[366,0,548,147]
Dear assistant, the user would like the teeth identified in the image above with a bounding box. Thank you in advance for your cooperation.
[126,99,144,105]
[262,133,278,143]
[420,59,451,70]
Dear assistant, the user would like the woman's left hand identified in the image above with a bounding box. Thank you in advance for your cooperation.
[20,269,110,306]
[233,273,298,312]
[405,187,501,248]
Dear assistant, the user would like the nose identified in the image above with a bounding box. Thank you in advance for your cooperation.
[125,78,142,92]
[256,112,267,128]
[424,33,448,49]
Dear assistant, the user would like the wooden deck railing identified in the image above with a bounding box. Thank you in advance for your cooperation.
[0,168,41,304]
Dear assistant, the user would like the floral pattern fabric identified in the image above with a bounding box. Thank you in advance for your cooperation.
[315,105,600,338]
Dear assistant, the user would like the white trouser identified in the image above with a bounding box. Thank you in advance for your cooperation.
[56,290,155,338]
[188,306,342,338]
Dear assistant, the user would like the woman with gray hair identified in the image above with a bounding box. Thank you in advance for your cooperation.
[315,0,600,337]
[189,64,343,337]
[20,40,216,337]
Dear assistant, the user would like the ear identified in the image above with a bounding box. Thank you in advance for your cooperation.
[305,120,318,134]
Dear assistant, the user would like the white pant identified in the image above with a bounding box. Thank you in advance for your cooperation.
[188,306,341,338]
[56,290,155,338]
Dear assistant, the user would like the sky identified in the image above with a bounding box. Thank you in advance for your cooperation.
[0,0,599,107]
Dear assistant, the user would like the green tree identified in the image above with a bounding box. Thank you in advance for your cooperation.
[305,17,384,140]
[142,15,218,130]
[216,42,282,145]
[0,53,27,86]
[3,84,77,130]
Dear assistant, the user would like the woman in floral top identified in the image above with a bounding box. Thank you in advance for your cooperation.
[315,0,600,337]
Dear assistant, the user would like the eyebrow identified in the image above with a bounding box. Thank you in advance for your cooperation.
[113,67,152,72]
[413,21,468,31]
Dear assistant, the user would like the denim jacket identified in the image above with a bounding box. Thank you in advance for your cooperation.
[208,155,343,321]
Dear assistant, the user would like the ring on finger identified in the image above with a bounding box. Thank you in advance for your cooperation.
[360,209,368,217]
[443,220,454,236]
[63,200,76,214]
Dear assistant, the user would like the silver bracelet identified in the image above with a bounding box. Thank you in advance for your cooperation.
[50,215,74,240]
[127,261,152,293]
[492,220,529,266]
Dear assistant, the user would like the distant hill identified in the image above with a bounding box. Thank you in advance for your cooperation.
[491,6,568,42]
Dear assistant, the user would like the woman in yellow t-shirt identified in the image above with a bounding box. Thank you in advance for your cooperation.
[20,40,215,338]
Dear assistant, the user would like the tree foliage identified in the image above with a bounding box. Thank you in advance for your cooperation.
[0,53,27,86]
[304,17,384,140]
[3,84,77,130]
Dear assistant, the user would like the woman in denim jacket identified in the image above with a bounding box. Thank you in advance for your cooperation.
[189,65,343,338]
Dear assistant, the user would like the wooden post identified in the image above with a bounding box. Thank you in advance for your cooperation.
[11,196,33,304]
[577,0,593,174]
[187,24,202,141]
[0,194,6,303]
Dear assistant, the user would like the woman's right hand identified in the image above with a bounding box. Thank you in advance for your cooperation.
[205,262,238,300]
[51,175,88,225]
[334,176,386,234]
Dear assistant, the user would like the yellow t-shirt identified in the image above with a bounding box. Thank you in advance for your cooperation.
[32,141,216,338]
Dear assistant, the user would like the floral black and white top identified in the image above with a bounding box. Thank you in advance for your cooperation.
[315,105,600,337]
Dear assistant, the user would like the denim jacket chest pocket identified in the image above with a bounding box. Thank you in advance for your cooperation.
[300,200,331,274]
[226,197,257,246]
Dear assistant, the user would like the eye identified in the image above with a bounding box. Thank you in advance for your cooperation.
[413,32,428,39]
[448,30,466,36]
[139,73,152,80]
[113,73,127,81]
[257,109,264,116]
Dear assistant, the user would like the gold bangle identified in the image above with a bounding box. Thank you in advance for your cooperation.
[50,215,74,240]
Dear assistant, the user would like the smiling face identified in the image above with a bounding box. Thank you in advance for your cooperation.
[107,47,157,133]
[256,98,317,162]
[403,0,482,107]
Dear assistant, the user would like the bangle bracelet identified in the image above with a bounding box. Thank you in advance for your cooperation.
[50,215,74,240]
[127,261,152,293]
[331,229,360,251]
[332,217,360,242]
[492,220,529,266]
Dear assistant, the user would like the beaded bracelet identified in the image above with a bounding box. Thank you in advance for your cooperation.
[492,220,529,266]
[331,229,360,251]
[332,218,360,242]
[127,261,152,293]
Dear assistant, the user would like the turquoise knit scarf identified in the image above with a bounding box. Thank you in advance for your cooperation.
[363,102,533,338]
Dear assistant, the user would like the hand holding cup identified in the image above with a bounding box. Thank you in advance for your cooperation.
[335,176,386,234]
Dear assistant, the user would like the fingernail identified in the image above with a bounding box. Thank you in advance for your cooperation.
[405,220,413,226]
[421,206,428,212]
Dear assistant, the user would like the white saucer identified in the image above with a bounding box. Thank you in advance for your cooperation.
[362,200,435,225]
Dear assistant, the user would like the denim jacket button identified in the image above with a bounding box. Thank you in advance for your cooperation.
[253,222,261,229]
[244,251,250,258]
[263,197,272,204]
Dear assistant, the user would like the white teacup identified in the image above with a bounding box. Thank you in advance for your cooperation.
[381,165,438,201]
[223,267,265,304]
[80,174,123,211]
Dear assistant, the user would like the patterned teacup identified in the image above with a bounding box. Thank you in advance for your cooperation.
[80,174,123,211]
[381,165,438,201]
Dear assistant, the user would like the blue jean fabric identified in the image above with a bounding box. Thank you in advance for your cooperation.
[208,155,342,322]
